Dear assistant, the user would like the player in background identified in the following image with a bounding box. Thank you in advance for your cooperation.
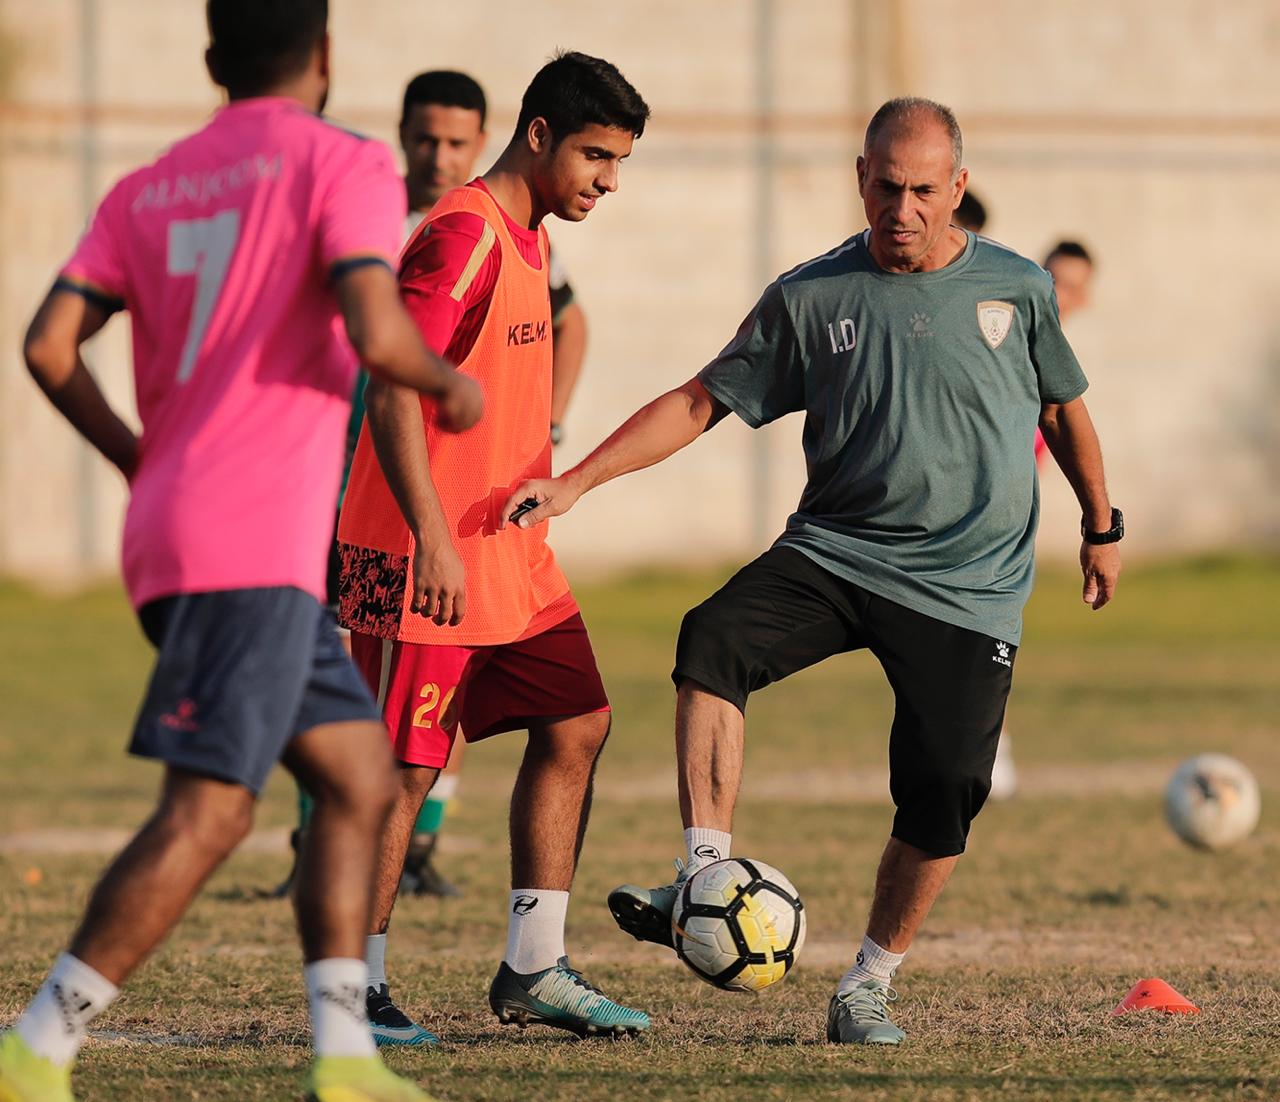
[952,187,987,233]
[504,97,1122,1046]
[337,51,651,1046]
[275,69,595,901]
[1044,240,1094,323]
[0,3,479,1100]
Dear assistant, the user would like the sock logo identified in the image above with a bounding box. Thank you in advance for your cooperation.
[52,983,94,1037]
[317,982,367,1023]
[855,950,865,968]
[512,895,539,916]
[693,845,721,862]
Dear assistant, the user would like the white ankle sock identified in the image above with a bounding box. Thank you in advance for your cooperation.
[15,953,119,1067]
[305,958,375,1057]
[684,827,732,870]
[365,934,387,990]
[839,935,906,993]
[503,889,568,975]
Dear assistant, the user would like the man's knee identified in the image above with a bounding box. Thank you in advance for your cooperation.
[156,783,255,859]
[890,768,991,858]
[307,721,397,817]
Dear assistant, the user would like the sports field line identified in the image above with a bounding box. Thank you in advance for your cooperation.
[0,761,1172,855]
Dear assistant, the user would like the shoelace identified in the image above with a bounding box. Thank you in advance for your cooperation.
[554,961,605,998]
[837,983,898,1022]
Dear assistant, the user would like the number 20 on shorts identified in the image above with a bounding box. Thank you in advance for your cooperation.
[413,682,457,730]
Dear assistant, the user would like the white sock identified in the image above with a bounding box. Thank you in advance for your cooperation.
[838,935,906,993]
[503,889,568,975]
[15,953,119,1067]
[431,774,459,802]
[305,958,375,1058]
[684,827,732,870]
[365,934,387,991]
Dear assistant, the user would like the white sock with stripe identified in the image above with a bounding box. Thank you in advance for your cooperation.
[15,953,119,1067]
[684,827,732,871]
[838,935,906,993]
[306,958,375,1057]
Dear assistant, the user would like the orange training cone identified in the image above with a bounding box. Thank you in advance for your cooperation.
[1111,978,1200,1016]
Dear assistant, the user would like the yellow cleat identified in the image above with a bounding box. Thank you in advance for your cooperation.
[0,1031,75,1102]
[306,1055,438,1102]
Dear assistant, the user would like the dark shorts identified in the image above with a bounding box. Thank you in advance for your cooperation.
[673,547,1016,857]
[349,612,610,768]
[132,586,381,794]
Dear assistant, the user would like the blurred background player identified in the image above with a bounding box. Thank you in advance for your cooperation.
[1044,240,1095,322]
[990,238,1097,801]
[276,68,594,901]
[953,187,987,233]
[337,51,651,1046]
[0,2,480,1101]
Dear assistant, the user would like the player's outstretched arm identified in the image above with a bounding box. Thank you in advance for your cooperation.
[1039,395,1121,610]
[500,377,728,530]
[335,264,482,434]
[364,377,467,627]
[24,288,139,480]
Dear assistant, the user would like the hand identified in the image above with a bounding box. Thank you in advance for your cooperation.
[499,476,581,530]
[436,374,483,434]
[411,538,466,625]
[1080,541,1121,610]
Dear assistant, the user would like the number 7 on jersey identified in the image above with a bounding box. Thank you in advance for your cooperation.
[166,210,240,383]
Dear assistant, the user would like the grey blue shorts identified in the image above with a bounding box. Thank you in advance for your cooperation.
[131,586,380,794]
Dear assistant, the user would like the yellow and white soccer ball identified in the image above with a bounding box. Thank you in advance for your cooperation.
[1163,753,1261,851]
[670,858,806,992]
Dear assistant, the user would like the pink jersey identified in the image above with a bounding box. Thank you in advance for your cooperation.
[60,97,404,609]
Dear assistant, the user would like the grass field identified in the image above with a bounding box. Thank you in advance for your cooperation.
[1,557,1278,1101]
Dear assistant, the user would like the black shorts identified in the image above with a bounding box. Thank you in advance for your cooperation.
[673,547,1017,857]
[131,586,381,794]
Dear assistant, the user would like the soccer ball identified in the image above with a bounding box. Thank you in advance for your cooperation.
[670,858,806,992]
[1163,753,1261,851]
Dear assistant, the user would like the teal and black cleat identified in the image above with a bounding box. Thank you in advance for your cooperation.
[366,985,440,1048]
[825,981,906,1045]
[488,958,649,1039]
[606,859,693,950]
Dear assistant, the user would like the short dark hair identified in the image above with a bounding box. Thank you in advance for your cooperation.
[206,0,328,96]
[865,96,963,176]
[400,70,487,129]
[954,189,987,232]
[515,51,650,144]
[1044,240,1094,267]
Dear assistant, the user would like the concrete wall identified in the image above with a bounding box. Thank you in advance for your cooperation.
[2,0,1278,585]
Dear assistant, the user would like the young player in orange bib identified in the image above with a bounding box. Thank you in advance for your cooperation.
[337,52,651,1043]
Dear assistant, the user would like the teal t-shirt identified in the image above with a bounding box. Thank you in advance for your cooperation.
[698,230,1087,644]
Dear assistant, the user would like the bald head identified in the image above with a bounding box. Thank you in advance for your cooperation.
[864,97,963,179]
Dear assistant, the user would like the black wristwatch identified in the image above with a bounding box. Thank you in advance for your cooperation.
[1082,507,1124,545]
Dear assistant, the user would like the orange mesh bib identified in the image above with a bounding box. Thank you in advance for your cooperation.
[339,186,569,645]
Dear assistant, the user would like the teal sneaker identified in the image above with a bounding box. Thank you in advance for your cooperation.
[365,985,439,1048]
[306,1054,436,1101]
[0,1031,75,1102]
[607,859,694,950]
[489,958,649,1038]
[825,981,906,1045]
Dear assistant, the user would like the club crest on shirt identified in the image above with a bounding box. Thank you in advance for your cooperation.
[976,301,1014,349]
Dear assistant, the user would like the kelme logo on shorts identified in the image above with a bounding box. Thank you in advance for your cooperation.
[512,895,539,915]
[992,640,1013,668]
[977,301,1014,349]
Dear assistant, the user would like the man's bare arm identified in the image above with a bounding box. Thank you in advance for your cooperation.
[500,377,728,529]
[335,264,481,433]
[1039,395,1121,609]
[24,288,139,480]
[363,378,466,626]
[550,300,587,433]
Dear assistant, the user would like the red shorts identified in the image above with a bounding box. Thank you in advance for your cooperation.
[349,612,610,768]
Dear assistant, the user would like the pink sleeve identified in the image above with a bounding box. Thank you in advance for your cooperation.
[318,138,405,276]
[59,181,129,309]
